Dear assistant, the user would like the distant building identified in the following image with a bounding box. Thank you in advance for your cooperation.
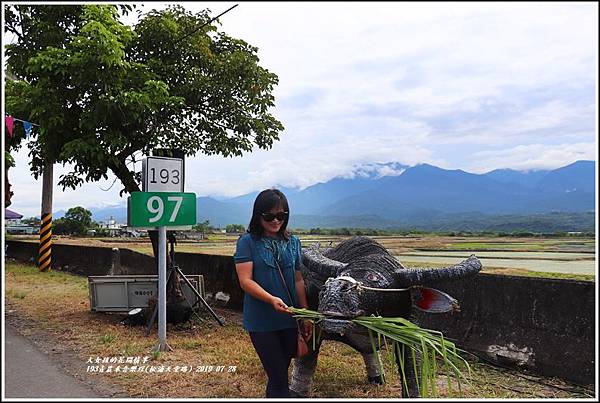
[98,216,124,237]
[5,209,37,235]
[95,216,145,237]
[5,208,23,224]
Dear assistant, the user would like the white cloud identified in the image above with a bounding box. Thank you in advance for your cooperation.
[467,142,597,173]
[4,2,597,217]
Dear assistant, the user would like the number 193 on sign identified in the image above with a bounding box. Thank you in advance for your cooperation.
[128,192,196,227]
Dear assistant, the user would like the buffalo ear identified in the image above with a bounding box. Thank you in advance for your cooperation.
[301,245,347,279]
[410,286,460,313]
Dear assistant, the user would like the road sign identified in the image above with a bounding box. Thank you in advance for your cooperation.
[128,192,196,228]
[142,156,184,193]
[137,153,194,352]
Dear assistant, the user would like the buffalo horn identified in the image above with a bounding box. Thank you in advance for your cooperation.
[394,255,482,286]
[302,245,347,278]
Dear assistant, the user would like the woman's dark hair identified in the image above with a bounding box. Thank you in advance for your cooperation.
[248,188,290,239]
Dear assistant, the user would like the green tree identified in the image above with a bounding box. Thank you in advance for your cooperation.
[52,218,69,235]
[5,4,283,257]
[22,216,42,227]
[225,224,245,233]
[61,206,93,235]
[193,219,214,233]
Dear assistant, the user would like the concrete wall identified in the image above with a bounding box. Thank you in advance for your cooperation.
[4,240,595,385]
[415,274,595,386]
[115,247,244,308]
[5,240,114,276]
[5,240,242,306]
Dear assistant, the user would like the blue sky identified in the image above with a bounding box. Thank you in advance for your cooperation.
[3,2,598,218]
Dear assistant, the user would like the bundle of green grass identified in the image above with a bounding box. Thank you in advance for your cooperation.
[289,307,471,397]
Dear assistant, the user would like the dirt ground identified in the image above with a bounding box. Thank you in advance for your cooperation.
[6,299,594,399]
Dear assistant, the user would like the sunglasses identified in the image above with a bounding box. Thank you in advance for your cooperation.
[261,211,288,222]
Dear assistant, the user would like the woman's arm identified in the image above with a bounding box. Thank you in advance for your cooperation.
[235,262,291,314]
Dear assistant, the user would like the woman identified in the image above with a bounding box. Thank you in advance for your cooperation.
[234,188,312,398]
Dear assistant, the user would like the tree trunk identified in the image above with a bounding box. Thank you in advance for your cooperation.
[5,142,14,207]
[5,166,13,207]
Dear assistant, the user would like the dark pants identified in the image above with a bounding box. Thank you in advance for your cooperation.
[249,328,297,398]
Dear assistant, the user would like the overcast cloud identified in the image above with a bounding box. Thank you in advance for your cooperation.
[3,2,598,217]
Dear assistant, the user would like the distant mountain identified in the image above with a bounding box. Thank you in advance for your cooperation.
[80,160,595,231]
[535,160,595,194]
[288,176,385,214]
[484,168,549,188]
[195,197,251,227]
[227,186,301,207]
[484,160,595,194]
[89,205,128,223]
[55,205,128,222]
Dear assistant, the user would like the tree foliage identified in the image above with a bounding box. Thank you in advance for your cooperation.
[53,206,93,235]
[225,223,245,233]
[5,4,284,195]
[22,216,42,227]
[192,219,214,233]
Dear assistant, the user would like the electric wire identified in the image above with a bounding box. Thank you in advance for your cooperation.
[173,4,238,46]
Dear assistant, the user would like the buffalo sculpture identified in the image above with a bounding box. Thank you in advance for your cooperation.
[289,236,482,397]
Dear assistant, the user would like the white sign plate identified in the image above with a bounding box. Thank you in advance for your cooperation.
[143,156,184,192]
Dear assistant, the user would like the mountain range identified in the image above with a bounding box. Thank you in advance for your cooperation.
[60,160,596,232]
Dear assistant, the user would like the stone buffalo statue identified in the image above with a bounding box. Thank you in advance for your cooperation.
[289,236,482,397]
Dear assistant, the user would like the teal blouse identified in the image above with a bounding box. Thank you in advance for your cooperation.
[234,233,302,332]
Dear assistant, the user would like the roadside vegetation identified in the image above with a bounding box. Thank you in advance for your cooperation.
[4,261,592,398]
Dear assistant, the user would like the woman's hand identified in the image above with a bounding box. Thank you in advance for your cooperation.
[271,297,292,314]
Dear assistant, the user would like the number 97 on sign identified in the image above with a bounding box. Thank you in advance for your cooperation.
[128,192,196,228]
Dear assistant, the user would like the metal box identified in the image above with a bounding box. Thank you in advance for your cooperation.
[88,274,205,312]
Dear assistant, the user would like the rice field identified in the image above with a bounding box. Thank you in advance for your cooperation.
[8,234,596,278]
[396,255,595,275]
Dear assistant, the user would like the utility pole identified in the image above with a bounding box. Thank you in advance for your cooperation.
[38,161,53,271]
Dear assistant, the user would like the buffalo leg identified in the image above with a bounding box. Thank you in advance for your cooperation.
[362,351,385,384]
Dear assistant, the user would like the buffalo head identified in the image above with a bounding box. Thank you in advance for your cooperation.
[302,236,481,334]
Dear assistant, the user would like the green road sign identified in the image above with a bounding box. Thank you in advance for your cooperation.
[128,192,196,228]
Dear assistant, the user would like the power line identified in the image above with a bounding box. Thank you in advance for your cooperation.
[173,4,239,46]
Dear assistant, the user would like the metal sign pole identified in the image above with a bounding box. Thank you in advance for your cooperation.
[153,225,172,352]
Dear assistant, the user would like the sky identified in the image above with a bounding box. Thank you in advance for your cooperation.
[3,2,598,218]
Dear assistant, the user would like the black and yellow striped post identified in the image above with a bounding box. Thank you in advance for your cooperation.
[38,212,52,271]
[38,161,54,272]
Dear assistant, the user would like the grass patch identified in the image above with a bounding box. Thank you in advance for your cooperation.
[121,342,142,356]
[483,267,595,282]
[177,339,203,350]
[7,289,27,299]
[98,334,117,344]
